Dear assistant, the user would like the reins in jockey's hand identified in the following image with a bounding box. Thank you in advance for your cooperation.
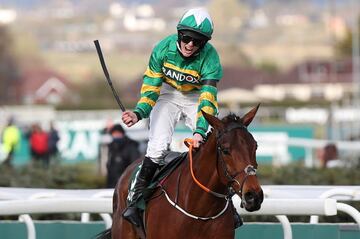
[160,120,260,221]
[160,138,230,221]
[184,138,228,199]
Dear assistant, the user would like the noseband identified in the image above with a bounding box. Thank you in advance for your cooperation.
[216,122,257,202]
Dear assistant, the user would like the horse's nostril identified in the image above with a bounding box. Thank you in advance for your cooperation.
[244,191,264,205]
[244,192,255,203]
[243,191,263,212]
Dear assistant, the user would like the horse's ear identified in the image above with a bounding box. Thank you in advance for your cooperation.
[201,110,224,129]
[242,103,260,126]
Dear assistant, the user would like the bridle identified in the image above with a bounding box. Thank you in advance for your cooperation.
[161,121,258,220]
[216,122,257,204]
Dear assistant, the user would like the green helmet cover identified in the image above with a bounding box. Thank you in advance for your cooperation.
[177,8,214,40]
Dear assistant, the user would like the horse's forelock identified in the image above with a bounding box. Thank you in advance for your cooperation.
[222,113,241,124]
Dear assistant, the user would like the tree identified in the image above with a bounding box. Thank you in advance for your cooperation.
[335,17,360,57]
[207,0,252,67]
[0,25,20,104]
[207,0,250,37]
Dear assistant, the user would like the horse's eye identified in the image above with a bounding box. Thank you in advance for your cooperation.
[222,148,230,155]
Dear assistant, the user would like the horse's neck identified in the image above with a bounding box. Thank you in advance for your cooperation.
[180,133,227,209]
[192,134,218,183]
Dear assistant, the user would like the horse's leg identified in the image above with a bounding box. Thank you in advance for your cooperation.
[111,167,139,239]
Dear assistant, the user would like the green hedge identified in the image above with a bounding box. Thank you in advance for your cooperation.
[1,163,358,189]
[0,163,105,189]
[258,164,360,185]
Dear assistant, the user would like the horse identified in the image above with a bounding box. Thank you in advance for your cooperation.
[98,104,264,239]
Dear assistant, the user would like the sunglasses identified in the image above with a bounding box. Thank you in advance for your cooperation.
[180,34,205,47]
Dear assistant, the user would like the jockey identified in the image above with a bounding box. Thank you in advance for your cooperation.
[122,8,226,227]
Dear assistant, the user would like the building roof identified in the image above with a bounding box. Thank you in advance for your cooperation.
[20,67,73,105]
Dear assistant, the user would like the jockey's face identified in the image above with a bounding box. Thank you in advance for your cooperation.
[180,40,199,57]
[178,31,206,57]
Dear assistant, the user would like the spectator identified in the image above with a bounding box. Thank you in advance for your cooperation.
[48,121,60,164]
[30,124,49,168]
[319,143,342,168]
[1,117,21,166]
[98,122,113,176]
[106,124,141,188]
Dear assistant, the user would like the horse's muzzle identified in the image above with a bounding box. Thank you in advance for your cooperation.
[241,190,264,212]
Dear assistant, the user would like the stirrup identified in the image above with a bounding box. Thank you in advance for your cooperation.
[122,206,143,227]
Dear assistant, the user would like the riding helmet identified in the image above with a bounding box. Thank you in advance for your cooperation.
[177,8,214,40]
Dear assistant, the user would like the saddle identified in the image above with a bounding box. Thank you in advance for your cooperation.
[127,151,188,210]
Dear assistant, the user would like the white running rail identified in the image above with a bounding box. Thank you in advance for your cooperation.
[0,186,359,239]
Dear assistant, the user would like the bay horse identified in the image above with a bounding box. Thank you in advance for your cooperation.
[99,104,264,239]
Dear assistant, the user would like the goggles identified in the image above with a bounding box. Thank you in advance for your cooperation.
[179,33,205,47]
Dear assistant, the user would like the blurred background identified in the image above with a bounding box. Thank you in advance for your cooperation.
[0,0,360,180]
[0,2,360,239]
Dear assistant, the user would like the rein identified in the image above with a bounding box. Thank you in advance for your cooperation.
[185,138,228,199]
[162,123,257,221]
[185,124,257,201]
[160,138,231,221]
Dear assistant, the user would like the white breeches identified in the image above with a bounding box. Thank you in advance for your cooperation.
[146,84,199,164]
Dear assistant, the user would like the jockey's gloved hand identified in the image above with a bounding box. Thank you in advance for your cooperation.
[192,133,203,148]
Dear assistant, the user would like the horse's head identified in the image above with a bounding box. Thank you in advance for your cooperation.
[202,104,264,212]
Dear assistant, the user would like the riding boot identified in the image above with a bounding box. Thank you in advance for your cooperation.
[122,157,158,227]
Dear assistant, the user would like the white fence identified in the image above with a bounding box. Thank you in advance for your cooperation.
[0,186,359,239]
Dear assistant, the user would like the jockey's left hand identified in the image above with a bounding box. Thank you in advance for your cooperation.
[192,133,203,148]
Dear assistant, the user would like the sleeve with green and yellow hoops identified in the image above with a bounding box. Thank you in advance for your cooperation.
[194,45,223,137]
[133,37,170,119]
[194,84,219,137]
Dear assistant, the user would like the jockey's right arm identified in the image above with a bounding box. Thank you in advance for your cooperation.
[122,38,172,128]
[132,38,170,121]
